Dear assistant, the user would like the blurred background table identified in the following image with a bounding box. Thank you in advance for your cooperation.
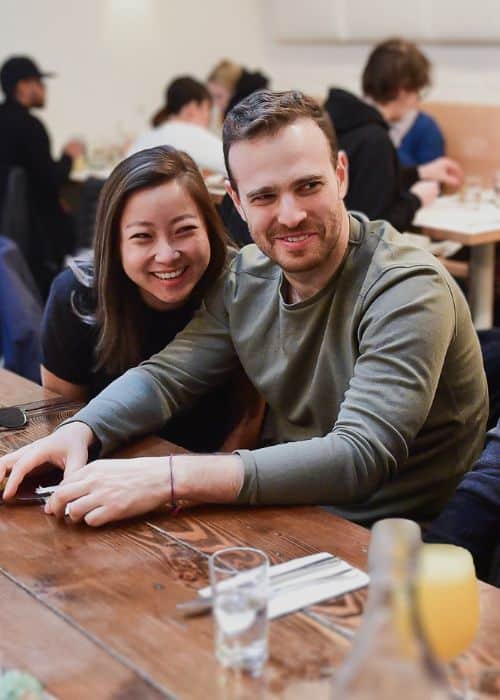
[414,194,500,329]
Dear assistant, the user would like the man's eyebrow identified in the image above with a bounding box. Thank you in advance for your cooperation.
[293,174,324,186]
[246,174,325,199]
[246,185,276,199]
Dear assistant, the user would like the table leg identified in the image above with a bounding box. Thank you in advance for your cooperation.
[469,243,495,330]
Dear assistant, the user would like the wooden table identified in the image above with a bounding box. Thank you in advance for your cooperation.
[414,194,500,329]
[1,370,499,699]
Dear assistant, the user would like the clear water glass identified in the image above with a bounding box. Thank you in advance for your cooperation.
[460,175,483,209]
[492,170,500,207]
[209,547,269,676]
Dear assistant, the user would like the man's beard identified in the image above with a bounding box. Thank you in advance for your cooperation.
[264,207,343,272]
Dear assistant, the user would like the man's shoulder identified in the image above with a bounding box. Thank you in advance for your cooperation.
[226,244,280,280]
[358,220,456,294]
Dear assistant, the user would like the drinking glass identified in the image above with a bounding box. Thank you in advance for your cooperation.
[209,547,269,676]
[460,175,483,209]
[492,170,500,208]
[416,544,480,662]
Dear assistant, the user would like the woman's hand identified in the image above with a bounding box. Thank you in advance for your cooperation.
[0,422,94,500]
[44,457,171,526]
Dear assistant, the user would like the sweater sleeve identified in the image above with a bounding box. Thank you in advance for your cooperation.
[235,268,457,506]
[60,281,239,453]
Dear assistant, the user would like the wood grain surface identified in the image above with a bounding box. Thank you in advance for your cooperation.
[1,372,499,699]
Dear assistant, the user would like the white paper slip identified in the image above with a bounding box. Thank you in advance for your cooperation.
[197,551,369,620]
[268,565,369,619]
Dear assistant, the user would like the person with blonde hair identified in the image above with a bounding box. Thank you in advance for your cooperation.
[207,59,269,119]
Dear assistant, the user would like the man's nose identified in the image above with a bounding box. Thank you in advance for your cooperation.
[277,195,307,229]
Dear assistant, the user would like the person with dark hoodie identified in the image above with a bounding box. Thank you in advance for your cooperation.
[325,38,462,232]
[425,418,500,585]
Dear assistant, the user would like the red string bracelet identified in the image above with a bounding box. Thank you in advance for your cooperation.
[169,454,182,516]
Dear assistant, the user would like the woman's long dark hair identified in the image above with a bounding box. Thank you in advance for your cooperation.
[92,145,229,375]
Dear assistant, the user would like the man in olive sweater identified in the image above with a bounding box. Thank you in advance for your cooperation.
[0,90,487,527]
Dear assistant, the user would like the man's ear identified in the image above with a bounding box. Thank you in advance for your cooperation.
[336,150,349,200]
[225,179,247,222]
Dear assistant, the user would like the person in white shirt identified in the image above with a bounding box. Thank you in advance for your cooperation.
[128,76,225,176]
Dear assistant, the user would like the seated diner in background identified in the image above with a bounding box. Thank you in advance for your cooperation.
[128,77,226,176]
[390,108,445,167]
[0,91,487,529]
[425,418,500,584]
[207,59,269,123]
[129,76,226,175]
[325,38,462,231]
[41,145,262,453]
[0,55,85,296]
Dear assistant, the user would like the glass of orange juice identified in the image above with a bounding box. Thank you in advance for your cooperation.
[416,543,480,662]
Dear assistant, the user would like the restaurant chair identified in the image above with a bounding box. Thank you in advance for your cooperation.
[75,177,105,251]
[0,236,43,383]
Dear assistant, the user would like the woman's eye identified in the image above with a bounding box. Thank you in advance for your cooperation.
[130,232,151,240]
[176,225,197,236]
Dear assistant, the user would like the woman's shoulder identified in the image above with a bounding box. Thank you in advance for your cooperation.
[46,262,96,320]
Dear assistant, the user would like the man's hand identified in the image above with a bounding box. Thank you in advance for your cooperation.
[43,453,245,527]
[418,157,463,188]
[63,139,85,160]
[410,180,439,207]
[45,457,171,526]
[0,422,94,500]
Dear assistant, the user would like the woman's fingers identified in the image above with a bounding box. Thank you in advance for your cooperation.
[3,448,61,500]
[0,444,30,482]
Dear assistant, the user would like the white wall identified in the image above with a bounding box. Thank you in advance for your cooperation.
[2,0,500,151]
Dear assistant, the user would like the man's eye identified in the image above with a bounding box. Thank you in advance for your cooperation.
[251,193,274,204]
[300,180,322,193]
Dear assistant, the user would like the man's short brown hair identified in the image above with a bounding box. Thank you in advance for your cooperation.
[362,38,431,104]
[223,89,338,189]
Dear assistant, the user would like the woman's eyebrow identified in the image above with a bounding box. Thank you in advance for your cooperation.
[124,219,153,229]
[169,213,197,224]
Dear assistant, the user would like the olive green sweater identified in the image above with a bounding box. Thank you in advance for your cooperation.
[68,217,488,523]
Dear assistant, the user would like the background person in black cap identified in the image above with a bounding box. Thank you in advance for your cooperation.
[0,55,84,296]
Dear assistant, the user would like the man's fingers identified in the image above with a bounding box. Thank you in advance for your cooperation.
[65,494,100,523]
[84,506,110,528]
[45,481,91,518]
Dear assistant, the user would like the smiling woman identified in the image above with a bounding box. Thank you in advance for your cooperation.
[40,146,262,452]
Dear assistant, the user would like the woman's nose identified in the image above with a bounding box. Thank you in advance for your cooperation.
[154,240,181,263]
